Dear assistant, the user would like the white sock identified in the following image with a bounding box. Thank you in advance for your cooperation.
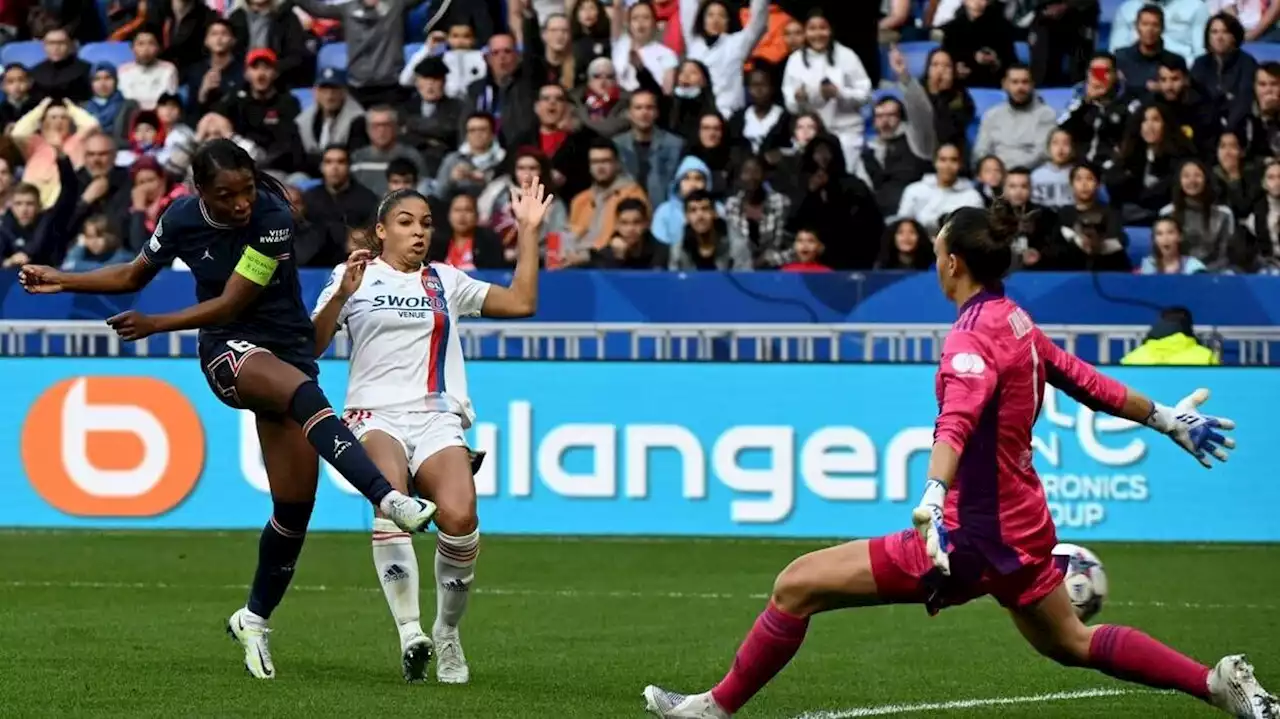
[372,517,421,642]
[433,529,479,634]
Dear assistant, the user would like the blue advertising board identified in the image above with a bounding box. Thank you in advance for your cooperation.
[3,359,1276,541]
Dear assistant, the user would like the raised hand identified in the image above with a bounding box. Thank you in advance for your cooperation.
[509,176,555,230]
[340,249,372,298]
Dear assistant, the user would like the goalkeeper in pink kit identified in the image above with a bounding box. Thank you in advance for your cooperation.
[643,204,1279,719]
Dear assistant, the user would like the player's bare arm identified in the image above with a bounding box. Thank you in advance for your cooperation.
[480,178,553,318]
[109,249,273,341]
[313,249,371,356]
[19,255,159,295]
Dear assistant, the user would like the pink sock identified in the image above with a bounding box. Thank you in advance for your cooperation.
[710,601,809,713]
[1089,625,1211,700]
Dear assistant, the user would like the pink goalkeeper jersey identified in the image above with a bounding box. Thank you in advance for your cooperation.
[933,290,1128,575]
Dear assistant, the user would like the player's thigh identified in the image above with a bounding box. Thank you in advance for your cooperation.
[1010,583,1096,666]
[773,539,885,617]
[257,414,320,503]
[234,349,312,415]
[361,429,411,498]
[414,446,478,536]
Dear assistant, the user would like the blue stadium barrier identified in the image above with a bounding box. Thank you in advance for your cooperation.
[4,271,1280,326]
[1125,225,1152,265]
[79,41,134,68]
[291,87,315,110]
[317,42,348,72]
[1244,42,1280,63]
[2,360,1276,540]
[1,41,45,69]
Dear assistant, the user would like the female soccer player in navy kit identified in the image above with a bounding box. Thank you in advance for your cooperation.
[18,139,437,680]
[644,203,1278,719]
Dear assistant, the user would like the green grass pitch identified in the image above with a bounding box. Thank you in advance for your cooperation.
[0,531,1276,718]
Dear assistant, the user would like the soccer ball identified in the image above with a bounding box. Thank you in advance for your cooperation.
[1052,543,1107,623]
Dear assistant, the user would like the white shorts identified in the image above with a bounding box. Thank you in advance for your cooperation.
[342,408,468,475]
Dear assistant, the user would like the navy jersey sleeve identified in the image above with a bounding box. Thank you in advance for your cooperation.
[138,198,192,268]
[234,193,296,286]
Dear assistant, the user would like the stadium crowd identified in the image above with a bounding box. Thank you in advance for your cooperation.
[1,0,1280,275]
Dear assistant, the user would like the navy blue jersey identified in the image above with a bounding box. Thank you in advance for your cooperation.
[140,191,313,349]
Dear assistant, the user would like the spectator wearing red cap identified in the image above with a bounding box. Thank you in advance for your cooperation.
[215,48,306,174]
[228,0,315,88]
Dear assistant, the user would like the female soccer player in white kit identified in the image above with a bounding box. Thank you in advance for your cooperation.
[312,180,554,683]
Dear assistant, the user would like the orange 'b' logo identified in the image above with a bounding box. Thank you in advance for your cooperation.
[22,377,205,517]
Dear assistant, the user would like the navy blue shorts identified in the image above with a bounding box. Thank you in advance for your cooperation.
[198,336,319,409]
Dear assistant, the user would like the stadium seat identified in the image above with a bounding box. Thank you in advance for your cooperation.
[79,41,134,68]
[970,88,1005,119]
[896,41,938,80]
[1125,225,1153,265]
[1,41,45,69]
[293,177,323,192]
[291,87,315,110]
[317,42,348,71]
[1015,41,1030,64]
[1039,87,1075,116]
[1244,42,1280,63]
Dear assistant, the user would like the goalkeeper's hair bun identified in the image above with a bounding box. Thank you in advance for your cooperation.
[939,201,1016,286]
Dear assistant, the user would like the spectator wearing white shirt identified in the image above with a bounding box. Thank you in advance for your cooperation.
[1108,0,1209,65]
[611,0,679,95]
[896,143,985,233]
[117,28,180,111]
[679,0,770,116]
[782,9,872,174]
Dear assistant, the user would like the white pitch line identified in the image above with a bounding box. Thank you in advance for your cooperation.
[789,687,1143,718]
[0,580,1274,611]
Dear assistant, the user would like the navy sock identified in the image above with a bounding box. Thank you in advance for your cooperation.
[288,381,394,505]
[247,501,313,620]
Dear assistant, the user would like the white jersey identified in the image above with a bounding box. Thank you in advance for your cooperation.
[313,259,491,426]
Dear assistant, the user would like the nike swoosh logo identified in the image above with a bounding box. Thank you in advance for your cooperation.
[256,645,272,676]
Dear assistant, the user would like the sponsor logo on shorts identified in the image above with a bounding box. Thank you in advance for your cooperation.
[22,377,205,517]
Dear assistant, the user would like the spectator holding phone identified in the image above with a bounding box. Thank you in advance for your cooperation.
[940,0,1017,89]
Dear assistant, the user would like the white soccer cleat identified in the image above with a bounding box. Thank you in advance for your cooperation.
[433,628,470,684]
[226,607,274,679]
[643,686,732,718]
[400,631,433,683]
[380,492,438,533]
[1209,655,1280,718]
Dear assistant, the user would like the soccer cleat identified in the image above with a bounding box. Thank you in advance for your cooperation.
[380,492,438,533]
[400,631,433,683]
[433,627,470,684]
[226,607,274,679]
[642,686,732,718]
[1209,655,1280,718]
